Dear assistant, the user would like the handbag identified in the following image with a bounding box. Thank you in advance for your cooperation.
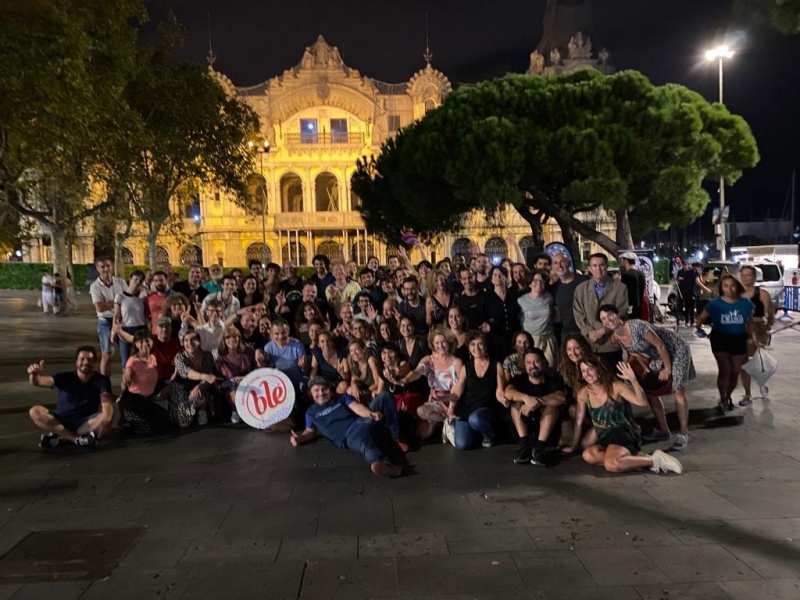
[442,419,456,446]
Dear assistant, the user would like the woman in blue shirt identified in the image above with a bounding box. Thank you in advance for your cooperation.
[696,275,758,414]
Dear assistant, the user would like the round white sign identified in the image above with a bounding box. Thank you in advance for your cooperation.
[233,368,296,430]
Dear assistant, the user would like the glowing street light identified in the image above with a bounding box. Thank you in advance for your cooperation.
[705,43,734,259]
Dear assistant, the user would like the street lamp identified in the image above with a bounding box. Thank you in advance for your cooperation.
[248,139,271,268]
[705,44,734,260]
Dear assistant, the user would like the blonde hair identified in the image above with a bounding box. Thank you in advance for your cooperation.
[427,325,457,354]
[217,325,243,356]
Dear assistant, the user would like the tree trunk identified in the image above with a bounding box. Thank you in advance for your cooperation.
[553,214,583,270]
[113,234,125,278]
[49,227,69,281]
[147,229,159,271]
[616,210,635,251]
[512,204,545,255]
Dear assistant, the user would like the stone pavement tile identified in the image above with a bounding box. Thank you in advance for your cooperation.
[181,560,304,599]
[527,521,682,551]
[80,567,189,600]
[642,470,718,488]
[542,585,643,600]
[573,547,669,586]
[18,474,130,512]
[445,528,536,555]
[701,466,800,484]
[111,472,207,502]
[116,538,191,569]
[665,522,742,546]
[718,578,800,600]
[558,470,657,489]
[202,480,292,503]
[678,453,746,470]
[707,482,800,518]
[290,481,366,503]
[635,582,733,600]
[397,553,527,597]
[0,585,19,600]
[299,557,397,600]
[269,465,355,485]
[317,497,394,536]
[137,500,232,541]
[643,486,751,520]
[638,545,759,582]
[721,540,800,579]
[737,450,800,469]
[180,538,281,565]
[0,476,51,513]
[277,535,356,562]
[393,491,477,533]
[466,487,585,529]
[580,488,674,523]
[511,550,595,589]
[358,532,448,558]
[724,516,800,542]
[3,582,89,600]
[215,499,320,540]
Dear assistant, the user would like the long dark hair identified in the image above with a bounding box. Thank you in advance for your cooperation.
[558,333,593,391]
[577,355,616,401]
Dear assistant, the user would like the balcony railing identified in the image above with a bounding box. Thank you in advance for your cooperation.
[285,132,365,146]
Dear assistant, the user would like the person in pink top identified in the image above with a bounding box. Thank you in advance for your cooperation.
[117,331,172,436]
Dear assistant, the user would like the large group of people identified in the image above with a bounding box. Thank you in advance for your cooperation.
[27,247,768,478]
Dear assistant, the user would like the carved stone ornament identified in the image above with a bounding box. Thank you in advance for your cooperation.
[527,51,545,75]
[316,77,331,100]
[598,47,610,65]
[549,48,561,66]
[567,32,592,59]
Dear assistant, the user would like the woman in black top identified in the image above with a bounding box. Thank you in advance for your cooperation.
[485,266,520,361]
[398,315,431,368]
[447,332,505,450]
[738,265,774,405]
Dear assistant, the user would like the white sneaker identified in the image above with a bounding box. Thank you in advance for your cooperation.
[738,395,753,407]
[230,410,241,425]
[670,433,689,451]
[650,449,683,474]
[197,410,208,426]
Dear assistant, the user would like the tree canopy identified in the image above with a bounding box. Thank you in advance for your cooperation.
[734,0,800,34]
[352,70,759,257]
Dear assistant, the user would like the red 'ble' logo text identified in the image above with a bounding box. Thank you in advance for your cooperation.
[248,376,287,417]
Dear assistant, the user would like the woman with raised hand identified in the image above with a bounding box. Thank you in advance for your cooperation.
[216,326,259,424]
[568,356,683,475]
[425,269,455,329]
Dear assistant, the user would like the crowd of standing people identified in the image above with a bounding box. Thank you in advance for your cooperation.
[27,245,769,478]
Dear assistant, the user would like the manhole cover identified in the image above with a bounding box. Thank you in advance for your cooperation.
[0,528,145,582]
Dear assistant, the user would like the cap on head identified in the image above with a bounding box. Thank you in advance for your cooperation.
[618,251,638,261]
[156,316,172,327]
[308,376,330,389]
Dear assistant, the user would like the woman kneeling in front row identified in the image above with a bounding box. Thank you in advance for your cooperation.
[567,356,683,475]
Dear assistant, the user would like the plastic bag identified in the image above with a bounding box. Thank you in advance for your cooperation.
[742,347,777,396]
[441,419,456,446]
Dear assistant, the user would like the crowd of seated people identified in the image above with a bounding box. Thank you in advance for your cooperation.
[33,244,733,479]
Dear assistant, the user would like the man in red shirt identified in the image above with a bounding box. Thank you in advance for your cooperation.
[145,271,172,334]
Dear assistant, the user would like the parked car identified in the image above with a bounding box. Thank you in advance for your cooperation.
[666,261,784,314]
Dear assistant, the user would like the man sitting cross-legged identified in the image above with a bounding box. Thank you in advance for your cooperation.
[27,346,114,448]
[502,348,566,466]
[290,377,405,477]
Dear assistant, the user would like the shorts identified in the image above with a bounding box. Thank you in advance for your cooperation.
[54,411,100,433]
[709,331,748,356]
[596,427,640,455]
[97,318,114,354]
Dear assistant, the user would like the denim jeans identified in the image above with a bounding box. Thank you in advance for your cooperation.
[118,326,144,371]
[453,407,496,450]
[344,392,401,463]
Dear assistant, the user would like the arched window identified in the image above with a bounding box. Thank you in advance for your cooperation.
[317,240,340,263]
[248,174,267,210]
[179,245,202,266]
[518,235,535,255]
[246,242,272,264]
[386,245,401,260]
[484,236,508,262]
[281,242,307,266]
[156,246,170,266]
[315,172,339,212]
[120,247,134,266]
[351,240,375,264]
[424,98,437,112]
[280,173,303,213]
[451,237,473,260]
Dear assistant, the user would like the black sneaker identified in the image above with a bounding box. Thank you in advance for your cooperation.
[73,432,97,448]
[531,448,547,466]
[513,445,532,464]
[39,433,60,449]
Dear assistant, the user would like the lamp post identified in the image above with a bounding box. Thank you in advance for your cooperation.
[705,44,734,260]
[248,139,271,267]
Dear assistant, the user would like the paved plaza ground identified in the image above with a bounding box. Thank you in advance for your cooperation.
[0,290,799,599]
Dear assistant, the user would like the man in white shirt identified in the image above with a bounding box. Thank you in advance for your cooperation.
[200,274,240,320]
[89,258,126,375]
[180,299,225,356]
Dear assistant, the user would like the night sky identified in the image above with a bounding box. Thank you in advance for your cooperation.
[144,0,800,225]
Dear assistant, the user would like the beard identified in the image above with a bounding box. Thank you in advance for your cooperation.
[530,369,543,379]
